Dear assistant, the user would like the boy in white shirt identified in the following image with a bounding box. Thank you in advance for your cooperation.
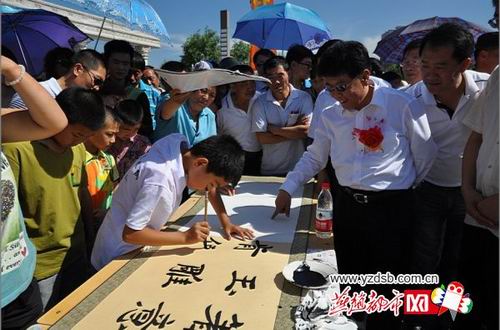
[91,134,254,270]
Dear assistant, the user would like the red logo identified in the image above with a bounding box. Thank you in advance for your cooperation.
[404,290,440,315]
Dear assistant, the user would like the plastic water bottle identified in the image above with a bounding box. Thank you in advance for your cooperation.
[315,182,333,239]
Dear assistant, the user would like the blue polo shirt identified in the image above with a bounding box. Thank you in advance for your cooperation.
[152,95,217,145]
[138,80,161,130]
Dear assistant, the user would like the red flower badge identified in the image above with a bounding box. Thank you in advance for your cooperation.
[352,125,384,152]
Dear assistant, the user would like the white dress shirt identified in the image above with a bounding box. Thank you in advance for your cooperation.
[91,134,187,270]
[406,70,490,187]
[251,85,313,175]
[462,67,499,236]
[281,86,437,194]
[308,76,391,139]
[217,93,261,152]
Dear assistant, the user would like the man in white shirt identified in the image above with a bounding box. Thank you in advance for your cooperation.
[217,64,262,175]
[251,56,313,176]
[457,67,498,330]
[273,41,436,329]
[9,50,106,109]
[405,24,490,291]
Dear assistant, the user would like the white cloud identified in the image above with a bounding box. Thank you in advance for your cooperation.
[361,35,382,57]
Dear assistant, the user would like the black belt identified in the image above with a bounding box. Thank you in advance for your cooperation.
[420,180,461,191]
[341,186,409,205]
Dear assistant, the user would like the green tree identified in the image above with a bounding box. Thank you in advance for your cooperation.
[181,27,220,68]
[230,41,250,64]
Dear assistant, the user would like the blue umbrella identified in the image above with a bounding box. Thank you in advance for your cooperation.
[1,5,90,75]
[233,2,333,50]
[43,0,170,43]
[374,17,492,64]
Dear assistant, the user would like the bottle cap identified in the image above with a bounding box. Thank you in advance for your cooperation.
[321,182,330,190]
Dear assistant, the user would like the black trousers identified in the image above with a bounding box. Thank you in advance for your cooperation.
[243,150,262,176]
[1,278,43,330]
[334,187,414,330]
[454,224,499,330]
[411,182,465,285]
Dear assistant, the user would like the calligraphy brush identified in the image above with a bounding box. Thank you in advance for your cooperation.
[204,188,209,239]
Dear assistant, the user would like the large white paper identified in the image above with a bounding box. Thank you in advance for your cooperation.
[176,181,306,244]
[156,68,271,92]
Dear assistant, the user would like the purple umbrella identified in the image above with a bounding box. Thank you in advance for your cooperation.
[1,5,90,75]
[374,17,492,64]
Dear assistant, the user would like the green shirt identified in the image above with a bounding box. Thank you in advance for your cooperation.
[3,141,87,279]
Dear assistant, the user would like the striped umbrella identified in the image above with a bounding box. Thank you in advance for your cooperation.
[374,17,492,64]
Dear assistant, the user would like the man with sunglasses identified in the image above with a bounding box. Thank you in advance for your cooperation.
[9,50,106,109]
[274,41,436,329]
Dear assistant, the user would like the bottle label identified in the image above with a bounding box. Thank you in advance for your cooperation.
[315,218,332,232]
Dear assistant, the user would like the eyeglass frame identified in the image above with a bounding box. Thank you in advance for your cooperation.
[400,59,421,68]
[324,74,363,93]
[80,64,104,88]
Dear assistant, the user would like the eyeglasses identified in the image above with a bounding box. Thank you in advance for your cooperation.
[325,75,361,93]
[400,59,421,67]
[81,64,104,88]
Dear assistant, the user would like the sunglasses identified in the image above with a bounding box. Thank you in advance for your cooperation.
[81,64,104,87]
[325,75,361,93]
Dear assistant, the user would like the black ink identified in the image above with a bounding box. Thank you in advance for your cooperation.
[116,301,175,329]
[183,305,244,330]
[224,271,256,296]
[234,240,273,257]
[203,237,222,250]
[162,264,205,288]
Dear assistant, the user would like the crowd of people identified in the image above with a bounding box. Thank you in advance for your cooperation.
[1,1,499,329]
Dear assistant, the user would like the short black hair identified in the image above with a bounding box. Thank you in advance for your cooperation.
[161,61,187,72]
[44,47,74,79]
[253,48,274,63]
[104,103,123,126]
[318,41,370,78]
[381,70,402,82]
[369,57,383,78]
[190,135,245,187]
[475,32,499,59]
[131,51,145,71]
[230,64,254,75]
[114,99,143,126]
[263,56,288,74]
[285,44,313,66]
[403,39,422,59]
[55,87,106,131]
[103,40,134,65]
[316,39,342,61]
[71,49,105,71]
[419,23,474,62]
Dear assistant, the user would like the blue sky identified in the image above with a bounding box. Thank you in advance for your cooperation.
[146,0,494,67]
